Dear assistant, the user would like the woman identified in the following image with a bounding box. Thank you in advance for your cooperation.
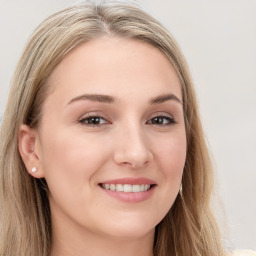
[0,1,254,256]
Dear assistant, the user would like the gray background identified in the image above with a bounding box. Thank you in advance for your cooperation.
[0,0,255,250]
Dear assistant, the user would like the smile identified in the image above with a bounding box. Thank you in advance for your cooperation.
[100,183,152,192]
[98,177,156,203]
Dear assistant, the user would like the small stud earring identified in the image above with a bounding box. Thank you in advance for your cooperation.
[31,167,38,173]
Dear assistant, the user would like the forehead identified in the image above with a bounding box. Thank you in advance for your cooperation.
[47,37,182,104]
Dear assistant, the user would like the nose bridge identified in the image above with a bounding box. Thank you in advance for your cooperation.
[113,120,152,168]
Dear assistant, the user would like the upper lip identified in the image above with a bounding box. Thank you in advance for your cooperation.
[99,177,156,185]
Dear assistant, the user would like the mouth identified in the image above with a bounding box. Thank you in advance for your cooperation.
[99,183,155,193]
[98,177,156,203]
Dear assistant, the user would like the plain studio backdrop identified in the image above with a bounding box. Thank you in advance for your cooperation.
[0,0,255,251]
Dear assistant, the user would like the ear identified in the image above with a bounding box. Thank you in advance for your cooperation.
[18,124,45,178]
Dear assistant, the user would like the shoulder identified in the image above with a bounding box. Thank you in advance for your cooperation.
[231,250,256,256]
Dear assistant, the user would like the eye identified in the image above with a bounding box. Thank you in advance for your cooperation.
[79,115,109,126]
[146,115,176,126]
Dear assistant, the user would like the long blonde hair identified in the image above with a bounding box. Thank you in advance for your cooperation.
[0,1,224,255]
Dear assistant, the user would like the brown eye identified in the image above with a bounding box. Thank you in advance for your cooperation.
[147,115,176,126]
[79,115,108,126]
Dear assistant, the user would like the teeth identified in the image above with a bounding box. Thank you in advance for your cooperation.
[101,183,152,192]
[116,184,123,192]
[110,184,115,191]
[132,185,140,192]
[123,184,132,192]
[140,184,145,191]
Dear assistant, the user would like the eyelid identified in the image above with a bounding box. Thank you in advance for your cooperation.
[78,111,106,120]
[77,111,176,127]
[149,112,174,120]
[78,112,111,126]
[146,112,176,125]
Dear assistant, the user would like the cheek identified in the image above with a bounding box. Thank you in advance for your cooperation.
[147,130,186,225]
[155,131,187,176]
[152,129,186,204]
[39,129,111,194]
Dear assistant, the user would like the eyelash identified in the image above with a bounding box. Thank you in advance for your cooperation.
[146,115,176,126]
[79,114,110,126]
[79,114,176,127]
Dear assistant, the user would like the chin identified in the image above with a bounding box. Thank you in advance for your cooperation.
[97,214,159,240]
[105,226,155,240]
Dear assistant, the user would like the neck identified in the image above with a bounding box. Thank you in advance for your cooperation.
[49,213,155,256]
[50,234,154,256]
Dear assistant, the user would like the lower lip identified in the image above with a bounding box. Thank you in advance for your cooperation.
[100,186,155,203]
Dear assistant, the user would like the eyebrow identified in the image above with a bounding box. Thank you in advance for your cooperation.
[150,94,182,104]
[67,93,182,105]
[67,94,115,105]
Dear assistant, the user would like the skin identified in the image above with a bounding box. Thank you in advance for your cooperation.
[19,37,187,256]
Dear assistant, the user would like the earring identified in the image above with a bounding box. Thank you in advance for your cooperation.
[179,183,183,196]
[31,167,38,173]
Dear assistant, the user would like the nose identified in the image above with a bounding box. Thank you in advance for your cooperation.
[113,124,153,168]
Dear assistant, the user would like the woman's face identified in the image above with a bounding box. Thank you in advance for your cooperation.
[34,37,186,239]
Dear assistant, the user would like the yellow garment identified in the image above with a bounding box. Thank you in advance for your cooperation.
[233,250,256,256]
